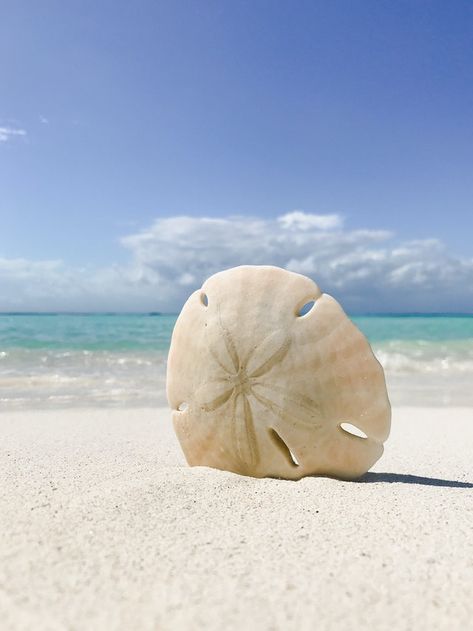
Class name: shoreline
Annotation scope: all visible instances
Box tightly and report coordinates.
[1,406,472,630]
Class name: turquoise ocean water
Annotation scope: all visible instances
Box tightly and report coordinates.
[1,313,472,409]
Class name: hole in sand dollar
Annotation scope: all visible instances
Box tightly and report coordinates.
[200,292,209,307]
[340,422,368,439]
[177,402,189,412]
[296,299,316,317]
[269,428,300,467]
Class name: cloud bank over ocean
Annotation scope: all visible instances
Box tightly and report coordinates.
[1,211,472,313]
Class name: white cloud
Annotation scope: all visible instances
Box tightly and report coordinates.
[178,272,196,286]
[39,115,49,124]
[278,210,343,231]
[0,127,27,143]
[1,212,472,312]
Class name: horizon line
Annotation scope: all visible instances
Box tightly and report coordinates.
[1,311,473,317]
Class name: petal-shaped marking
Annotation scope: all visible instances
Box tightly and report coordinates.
[201,385,234,412]
[248,330,291,378]
[229,392,260,470]
[251,388,320,431]
[204,323,234,375]
[253,381,322,418]
[242,395,259,467]
[195,378,233,410]
[208,344,234,375]
[230,391,240,465]
[217,308,240,373]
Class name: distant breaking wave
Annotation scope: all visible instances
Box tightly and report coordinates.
[0,313,472,409]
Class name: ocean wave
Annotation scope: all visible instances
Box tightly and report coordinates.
[1,342,473,409]
[0,349,168,410]
[373,340,473,374]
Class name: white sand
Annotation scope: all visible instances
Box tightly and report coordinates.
[1,406,472,631]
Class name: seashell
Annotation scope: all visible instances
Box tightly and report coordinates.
[166,265,391,480]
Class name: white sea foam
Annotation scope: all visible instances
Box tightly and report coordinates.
[0,349,168,410]
[1,342,472,409]
[374,340,473,374]
[376,351,473,374]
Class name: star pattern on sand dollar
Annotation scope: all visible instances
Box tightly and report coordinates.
[197,312,321,469]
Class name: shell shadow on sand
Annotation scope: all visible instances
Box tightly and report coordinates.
[358,472,473,488]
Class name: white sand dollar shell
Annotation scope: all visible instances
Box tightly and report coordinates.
[166,265,391,480]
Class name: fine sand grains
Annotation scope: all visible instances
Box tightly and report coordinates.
[0,407,472,631]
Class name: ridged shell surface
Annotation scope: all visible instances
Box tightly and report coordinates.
[166,265,391,480]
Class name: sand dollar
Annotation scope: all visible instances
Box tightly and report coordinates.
[166,265,391,480]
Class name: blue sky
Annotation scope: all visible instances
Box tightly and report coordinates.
[1,1,472,311]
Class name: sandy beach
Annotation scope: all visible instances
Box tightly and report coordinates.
[1,406,472,631]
